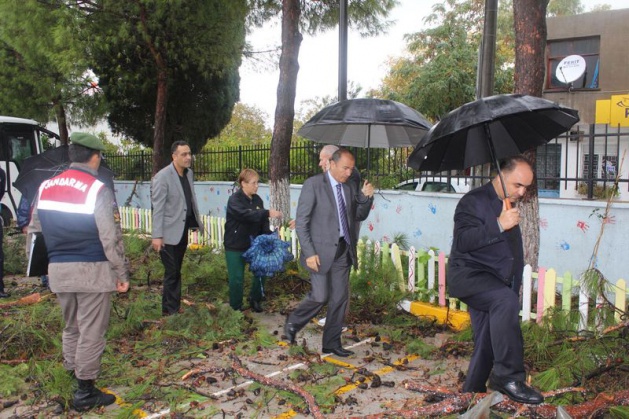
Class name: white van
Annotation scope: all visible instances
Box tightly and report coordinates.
[1,116,59,226]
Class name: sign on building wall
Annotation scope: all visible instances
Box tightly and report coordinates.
[596,94,629,127]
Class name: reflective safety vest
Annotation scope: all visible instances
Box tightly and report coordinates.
[37,168,108,263]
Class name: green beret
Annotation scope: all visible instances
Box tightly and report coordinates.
[70,132,106,151]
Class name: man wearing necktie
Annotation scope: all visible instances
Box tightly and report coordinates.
[284,149,374,357]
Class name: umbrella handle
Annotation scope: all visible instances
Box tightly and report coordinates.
[485,123,512,211]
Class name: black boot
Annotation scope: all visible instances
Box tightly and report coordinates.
[73,379,116,411]
[248,298,263,313]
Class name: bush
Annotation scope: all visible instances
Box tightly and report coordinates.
[577,182,619,199]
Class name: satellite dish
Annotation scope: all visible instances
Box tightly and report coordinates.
[556,55,587,84]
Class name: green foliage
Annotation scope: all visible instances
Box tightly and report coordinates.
[2,231,26,275]
[193,138,319,182]
[349,241,409,324]
[577,182,619,199]
[610,406,629,419]
[31,361,76,408]
[1,300,63,360]
[305,375,347,409]
[0,1,102,126]
[390,232,410,251]
[412,247,441,303]
[371,0,514,120]
[205,103,272,147]
[450,325,474,342]
[285,359,345,410]
[237,326,278,355]
[548,0,585,17]
[524,309,628,393]
[90,0,248,161]
[0,363,29,397]
[405,338,436,358]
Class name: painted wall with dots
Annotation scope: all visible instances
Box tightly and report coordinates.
[114,181,629,285]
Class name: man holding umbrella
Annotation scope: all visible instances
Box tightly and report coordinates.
[284,149,373,357]
[447,156,543,404]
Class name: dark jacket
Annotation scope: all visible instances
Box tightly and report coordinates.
[17,195,31,229]
[296,171,373,273]
[447,182,524,298]
[0,167,5,201]
[37,168,108,263]
[224,189,271,252]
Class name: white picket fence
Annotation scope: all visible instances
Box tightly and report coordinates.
[119,207,627,329]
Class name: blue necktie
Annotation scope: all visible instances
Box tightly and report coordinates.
[336,183,351,245]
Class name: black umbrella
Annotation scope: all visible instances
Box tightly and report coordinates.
[13,145,115,203]
[407,94,579,202]
[298,98,432,172]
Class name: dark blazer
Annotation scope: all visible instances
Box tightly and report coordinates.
[224,189,271,251]
[447,182,523,299]
[296,171,372,273]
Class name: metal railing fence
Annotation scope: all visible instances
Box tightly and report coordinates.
[105,124,629,198]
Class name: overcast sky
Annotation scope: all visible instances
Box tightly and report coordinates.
[239,0,629,126]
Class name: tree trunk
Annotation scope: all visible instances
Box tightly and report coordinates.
[513,0,549,269]
[138,2,169,175]
[269,0,302,228]
[152,68,168,175]
[53,101,69,145]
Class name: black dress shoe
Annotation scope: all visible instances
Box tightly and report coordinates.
[248,298,263,313]
[489,376,544,405]
[284,323,297,344]
[0,292,10,298]
[322,347,354,357]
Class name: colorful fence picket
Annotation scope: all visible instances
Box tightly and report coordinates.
[403,247,628,331]
[119,206,627,329]
[119,207,226,248]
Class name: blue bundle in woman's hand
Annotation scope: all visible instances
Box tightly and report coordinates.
[242,233,294,277]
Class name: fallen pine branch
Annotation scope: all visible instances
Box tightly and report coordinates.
[181,367,227,381]
[0,293,41,309]
[603,319,629,335]
[356,382,626,418]
[230,354,324,419]
[154,382,217,400]
[0,359,28,365]
[572,358,624,386]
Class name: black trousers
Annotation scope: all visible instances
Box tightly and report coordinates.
[160,231,188,315]
[459,286,526,392]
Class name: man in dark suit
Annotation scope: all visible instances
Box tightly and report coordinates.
[284,149,373,357]
[151,141,203,316]
[448,156,543,404]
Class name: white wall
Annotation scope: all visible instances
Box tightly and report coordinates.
[114,180,628,285]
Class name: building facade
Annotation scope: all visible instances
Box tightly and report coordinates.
[541,9,629,200]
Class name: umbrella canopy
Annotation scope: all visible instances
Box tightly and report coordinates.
[407,94,579,173]
[298,98,432,149]
[242,233,294,278]
[13,145,116,203]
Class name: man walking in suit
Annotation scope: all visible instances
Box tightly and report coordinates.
[151,141,203,316]
[316,144,366,330]
[447,156,543,404]
[284,149,373,357]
